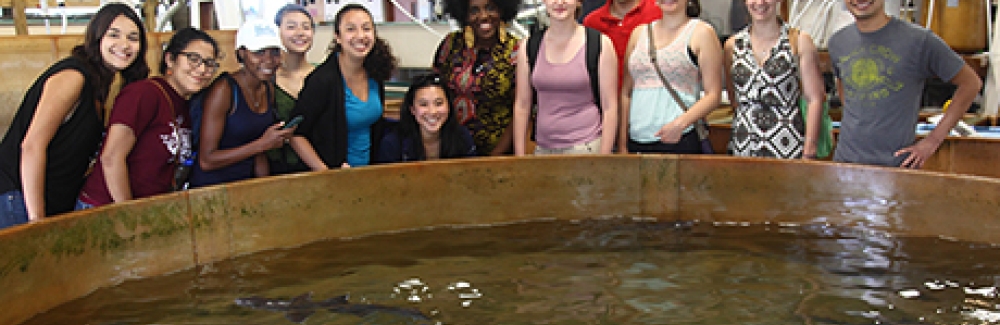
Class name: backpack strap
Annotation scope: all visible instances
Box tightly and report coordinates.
[527,26,545,107]
[223,73,240,115]
[585,27,601,111]
[527,27,545,142]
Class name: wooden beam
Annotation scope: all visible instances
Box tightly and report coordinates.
[12,0,28,36]
[143,0,158,32]
[984,3,1000,120]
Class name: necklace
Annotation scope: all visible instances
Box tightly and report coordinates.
[240,71,267,110]
[473,48,492,74]
[252,87,266,109]
[750,30,779,62]
[756,47,771,58]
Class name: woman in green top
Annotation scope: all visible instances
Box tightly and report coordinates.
[268,4,315,174]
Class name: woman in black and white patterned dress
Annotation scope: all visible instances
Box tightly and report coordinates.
[723,0,826,159]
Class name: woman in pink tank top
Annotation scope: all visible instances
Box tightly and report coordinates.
[512,0,619,155]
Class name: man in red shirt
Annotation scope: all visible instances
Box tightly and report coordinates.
[582,0,662,85]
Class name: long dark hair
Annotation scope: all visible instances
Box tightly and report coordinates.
[71,3,149,106]
[399,74,470,160]
[328,3,397,81]
[160,27,219,75]
[442,0,523,26]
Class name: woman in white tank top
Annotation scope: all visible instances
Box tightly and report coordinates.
[619,0,723,154]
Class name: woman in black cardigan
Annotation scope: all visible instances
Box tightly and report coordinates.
[289,4,398,169]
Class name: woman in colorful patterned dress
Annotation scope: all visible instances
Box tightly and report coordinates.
[432,0,522,156]
[723,0,826,159]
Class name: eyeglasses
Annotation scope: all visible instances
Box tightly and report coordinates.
[249,48,283,58]
[178,52,221,71]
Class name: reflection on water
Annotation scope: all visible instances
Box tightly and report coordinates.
[22,218,1000,325]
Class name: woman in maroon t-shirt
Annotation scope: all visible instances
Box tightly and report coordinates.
[77,28,221,208]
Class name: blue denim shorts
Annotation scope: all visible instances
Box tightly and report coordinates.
[1,190,29,229]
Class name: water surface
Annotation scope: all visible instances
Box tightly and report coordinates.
[22,218,1000,325]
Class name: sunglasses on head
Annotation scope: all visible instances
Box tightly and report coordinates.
[413,74,444,86]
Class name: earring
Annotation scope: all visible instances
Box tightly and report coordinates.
[464,25,475,48]
[498,21,508,43]
[166,69,173,76]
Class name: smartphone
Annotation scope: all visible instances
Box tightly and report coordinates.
[282,115,304,129]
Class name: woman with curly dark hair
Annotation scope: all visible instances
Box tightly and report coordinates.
[0,3,149,227]
[290,4,398,169]
[432,0,522,156]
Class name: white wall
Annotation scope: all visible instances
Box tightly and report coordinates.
[320,0,386,23]
[308,22,454,69]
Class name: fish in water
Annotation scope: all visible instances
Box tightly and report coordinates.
[235,292,432,324]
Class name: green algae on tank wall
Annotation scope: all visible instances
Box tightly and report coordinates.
[2,201,189,279]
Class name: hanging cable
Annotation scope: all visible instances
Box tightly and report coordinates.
[986,0,993,50]
[386,0,444,38]
[790,0,815,26]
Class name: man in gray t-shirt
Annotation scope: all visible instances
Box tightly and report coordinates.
[828,0,981,168]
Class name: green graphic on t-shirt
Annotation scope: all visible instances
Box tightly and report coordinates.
[850,59,884,88]
[840,45,905,105]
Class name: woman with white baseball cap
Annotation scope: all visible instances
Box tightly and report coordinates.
[187,19,297,188]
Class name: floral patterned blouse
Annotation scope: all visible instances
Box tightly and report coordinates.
[432,30,519,155]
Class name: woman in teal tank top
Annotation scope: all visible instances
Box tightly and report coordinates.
[288,4,398,169]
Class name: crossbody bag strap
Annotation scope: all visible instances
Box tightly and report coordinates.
[647,23,689,113]
[788,26,799,56]
[149,78,176,116]
[646,23,710,140]
[149,79,183,168]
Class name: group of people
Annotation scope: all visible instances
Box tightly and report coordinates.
[0,0,983,229]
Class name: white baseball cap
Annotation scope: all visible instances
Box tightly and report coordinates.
[236,19,285,52]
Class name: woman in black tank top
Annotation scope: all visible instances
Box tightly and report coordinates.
[0,3,150,228]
